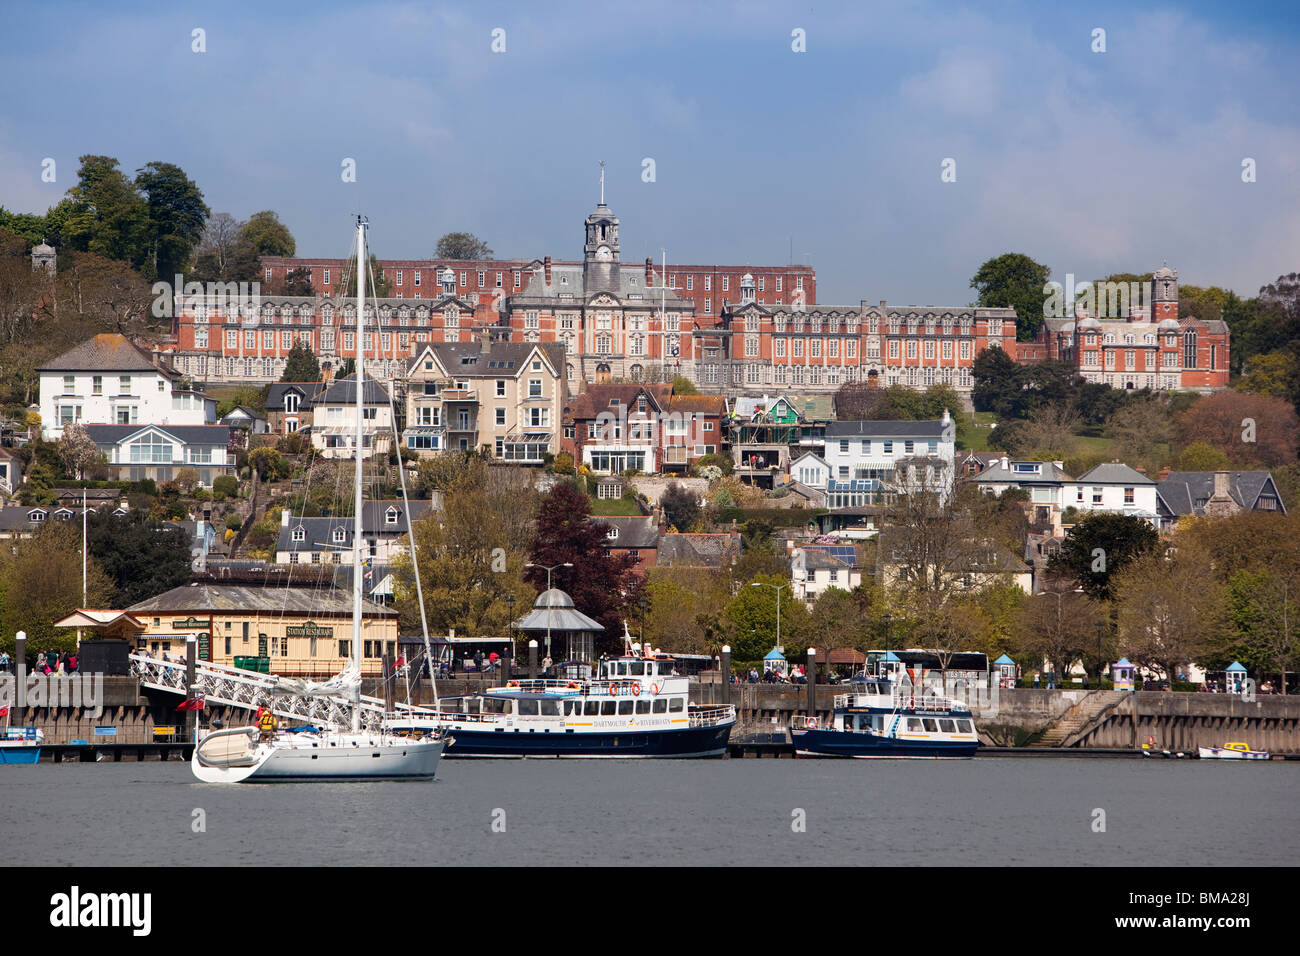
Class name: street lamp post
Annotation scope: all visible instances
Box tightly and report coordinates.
[750,582,787,653]
[526,562,573,659]
[1097,618,1105,689]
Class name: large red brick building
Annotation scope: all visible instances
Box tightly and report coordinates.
[1013,266,1230,392]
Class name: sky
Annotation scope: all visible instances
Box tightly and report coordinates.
[2,0,1298,306]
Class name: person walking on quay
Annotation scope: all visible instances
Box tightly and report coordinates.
[0,650,9,674]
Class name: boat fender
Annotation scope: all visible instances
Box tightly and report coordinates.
[631,683,641,697]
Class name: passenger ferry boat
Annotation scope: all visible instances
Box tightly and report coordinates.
[389,642,736,758]
[790,678,979,758]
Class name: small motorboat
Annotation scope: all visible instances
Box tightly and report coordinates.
[1198,742,1269,760]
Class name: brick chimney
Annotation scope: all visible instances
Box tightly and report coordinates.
[645,257,654,285]
[1159,465,1171,480]
[654,506,665,535]
[1204,470,1239,518]
[544,255,552,285]
[480,329,491,354]
[730,518,740,545]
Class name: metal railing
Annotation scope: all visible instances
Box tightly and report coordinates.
[688,705,736,727]
[130,653,437,730]
[832,691,969,714]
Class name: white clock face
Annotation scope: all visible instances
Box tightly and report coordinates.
[596,246,612,261]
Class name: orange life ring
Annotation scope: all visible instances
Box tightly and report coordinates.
[1146,735,1155,746]
[807,717,818,729]
[632,683,641,697]
[609,682,618,696]
[649,682,660,696]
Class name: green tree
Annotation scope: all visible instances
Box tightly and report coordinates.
[660,482,701,532]
[134,161,209,283]
[238,210,295,258]
[435,232,493,260]
[971,346,1026,417]
[393,458,535,638]
[86,510,192,606]
[1235,351,1297,402]
[249,446,291,482]
[332,253,391,298]
[1048,512,1159,603]
[671,375,699,396]
[1173,441,1230,472]
[724,573,810,661]
[281,342,321,382]
[970,252,1051,341]
[528,480,641,650]
[57,155,150,269]
[0,522,114,655]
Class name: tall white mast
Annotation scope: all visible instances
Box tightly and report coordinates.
[353,216,367,733]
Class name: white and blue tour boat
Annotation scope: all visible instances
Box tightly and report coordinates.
[790,678,980,758]
[391,635,736,758]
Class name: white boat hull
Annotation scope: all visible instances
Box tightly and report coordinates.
[192,727,444,783]
[1197,746,1269,760]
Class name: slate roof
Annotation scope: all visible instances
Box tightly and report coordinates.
[668,394,727,415]
[566,384,671,421]
[83,424,232,445]
[1074,462,1154,485]
[1156,471,1285,517]
[657,532,741,568]
[126,583,396,617]
[314,376,391,406]
[973,460,1073,484]
[265,382,327,412]
[39,334,179,378]
[412,342,566,378]
[598,516,660,549]
[825,420,947,438]
[276,500,435,552]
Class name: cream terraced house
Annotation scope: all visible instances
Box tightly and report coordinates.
[309,375,394,460]
[404,339,567,463]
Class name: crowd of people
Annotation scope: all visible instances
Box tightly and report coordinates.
[0,649,78,675]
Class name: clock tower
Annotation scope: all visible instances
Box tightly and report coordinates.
[584,163,621,294]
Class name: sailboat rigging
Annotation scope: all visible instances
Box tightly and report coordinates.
[191,216,446,782]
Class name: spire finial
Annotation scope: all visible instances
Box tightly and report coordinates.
[599,160,606,205]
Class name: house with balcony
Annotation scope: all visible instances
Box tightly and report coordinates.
[309,376,394,460]
[38,333,216,440]
[726,393,829,488]
[822,413,956,506]
[0,447,22,497]
[405,339,565,464]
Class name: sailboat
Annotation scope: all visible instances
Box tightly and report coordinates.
[192,217,446,782]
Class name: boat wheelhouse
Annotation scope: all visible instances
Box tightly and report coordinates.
[0,727,44,765]
[389,651,736,758]
[791,679,979,758]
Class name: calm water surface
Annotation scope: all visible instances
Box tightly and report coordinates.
[2,758,1295,866]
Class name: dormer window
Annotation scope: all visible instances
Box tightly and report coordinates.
[333,528,346,544]
[30,509,47,522]
[292,527,305,542]
[385,507,399,525]
[607,527,619,540]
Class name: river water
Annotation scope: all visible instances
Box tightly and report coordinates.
[2,758,1294,866]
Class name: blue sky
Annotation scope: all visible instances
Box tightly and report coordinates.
[2,1,1297,305]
